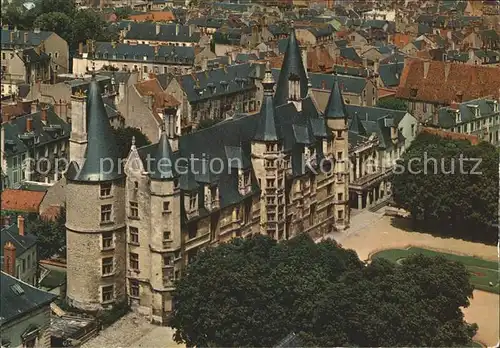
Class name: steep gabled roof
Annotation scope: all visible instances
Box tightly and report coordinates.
[150,132,177,180]
[274,28,309,106]
[68,76,123,182]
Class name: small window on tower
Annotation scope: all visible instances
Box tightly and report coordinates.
[101,205,112,222]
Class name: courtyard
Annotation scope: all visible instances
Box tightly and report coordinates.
[371,247,499,294]
[327,211,499,347]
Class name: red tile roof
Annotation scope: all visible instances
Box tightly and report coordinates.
[1,189,46,213]
[421,127,480,145]
[129,11,175,22]
[396,59,500,104]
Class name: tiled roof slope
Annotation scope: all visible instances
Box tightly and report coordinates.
[396,59,500,104]
[0,224,37,258]
[0,29,53,49]
[0,272,57,326]
[1,189,46,213]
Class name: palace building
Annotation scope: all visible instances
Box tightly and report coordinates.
[65,29,350,323]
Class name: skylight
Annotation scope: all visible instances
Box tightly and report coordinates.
[10,284,25,295]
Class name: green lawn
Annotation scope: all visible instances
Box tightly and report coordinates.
[371,247,499,294]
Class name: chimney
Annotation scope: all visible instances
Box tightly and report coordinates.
[423,60,430,79]
[41,107,48,124]
[156,23,161,35]
[34,27,40,34]
[374,58,379,74]
[3,215,11,227]
[2,242,16,276]
[23,32,28,43]
[79,42,84,55]
[17,216,25,236]
[176,24,180,36]
[362,57,368,67]
[9,31,14,42]
[31,99,39,114]
[189,24,195,37]
[26,117,33,133]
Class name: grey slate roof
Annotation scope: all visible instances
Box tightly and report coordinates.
[2,107,70,157]
[346,105,407,149]
[123,22,201,43]
[254,69,280,142]
[378,62,405,87]
[91,42,195,65]
[324,75,348,120]
[150,132,177,180]
[274,29,309,106]
[308,72,367,94]
[0,224,37,258]
[67,76,123,182]
[178,63,258,103]
[1,29,53,49]
[437,98,499,128]
[0,272,56,326]
[339,47,362,64]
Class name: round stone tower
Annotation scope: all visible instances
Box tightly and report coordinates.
[65,75,126,311]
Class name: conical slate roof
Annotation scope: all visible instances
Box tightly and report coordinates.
[349,112,366,135]
[150,132,176,180]
[254,63,281,142]
[324,74,347,119]
[70,76,123,182]
[274,27,309,106]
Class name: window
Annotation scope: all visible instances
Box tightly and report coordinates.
[338,210,344,219]
[27,254,31,268]
[130,279,139,297]
[130,227,139,244]
[266,179,275,187]
[337,130,342,138]
[100,183,112,197]
[129,253,139,270]
[423,103,427,113]
[189,193,197,210]
[130,201,138,218]
[163,201,170,212]
[143,65,148,73]
[102,232,113,249]
[337,192,343,201]
[163,231,171,241]
[327,183,333,195]
[134,181,139,189]
[411,124,415,136]
[22,259,26,273]
[337,151,343,160]
[102,257,113,275]
[163,255,172,266]
[102,285,114,302]
[101,204,112,222]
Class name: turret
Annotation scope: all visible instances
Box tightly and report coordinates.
[65,74,127,311]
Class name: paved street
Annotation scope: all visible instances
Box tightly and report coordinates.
[81,313,184,348]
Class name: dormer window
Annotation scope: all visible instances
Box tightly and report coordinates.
[238,169,251,195]
[204,184,219,210]
[455,110,461,124]
[494,101,499,113]
[288,75,301,101]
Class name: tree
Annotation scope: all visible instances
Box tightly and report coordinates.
[171,234,477,347]
[33,12,73,44]
[392,133,499,244]
[376,96,408,111]
[38,0,76,17]
[114,6,133,20]
[112,126,151,159]
[70,9,119,49]
[26,208,66,260]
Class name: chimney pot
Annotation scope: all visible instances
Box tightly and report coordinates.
[26,117,33,133]
[17,216,25,236]
[2,241,16,276]
[41,107,48,123]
